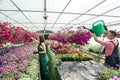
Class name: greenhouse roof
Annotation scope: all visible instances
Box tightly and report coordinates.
[0,0,120,32]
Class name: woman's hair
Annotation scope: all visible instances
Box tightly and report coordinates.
[109,30,116,37]
[39,35,45,45]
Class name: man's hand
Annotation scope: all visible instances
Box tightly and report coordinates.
[89,31,95,37]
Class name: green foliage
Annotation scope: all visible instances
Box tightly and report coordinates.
[88,45,103,54]
[36,30,53,33]
[71,43,80,48]
[26,57,40,80]
[2,70,18,80]
[36,30,53,39]
[80,54,92,60]
[56,53,93,61]
[18,74,32,80]
[2,57,39,80]
[18,56,40,80]
[79,44,103,54]
[47,45,61,80]
[44,34,49,39]
[31,41,39,45]
[96,67,120,80]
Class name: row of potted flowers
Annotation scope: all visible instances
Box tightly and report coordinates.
[48,26,92,46]
[0,22,38,45]
[0,45,39,80]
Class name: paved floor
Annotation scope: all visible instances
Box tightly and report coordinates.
[57,60,104,80]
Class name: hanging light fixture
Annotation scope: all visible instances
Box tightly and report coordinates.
[43,15,48,20]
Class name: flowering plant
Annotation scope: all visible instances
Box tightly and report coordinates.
[0,22,39,45]
[116,33,120,38]
[95,67,120,80]
[0,45,39,79]
[0,23,12,44]
[48,26,92,45]
[10,27,38,44]
[109,76,120,80]
[50,42,83,54]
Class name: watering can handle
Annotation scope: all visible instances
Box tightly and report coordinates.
[100,20,107,31]
[104,25,108,31]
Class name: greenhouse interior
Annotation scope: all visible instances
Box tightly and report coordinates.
[0,0,120,80]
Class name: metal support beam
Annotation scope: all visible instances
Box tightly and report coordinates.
[43,0,47,35]
[8,22,81,25]
[52,0,72,28]
[10,0,38,29]
[63,0,106,27]
[107,22,120,27]
[1,10,120,18]
[77,6,120,25]
[0,11,31,30]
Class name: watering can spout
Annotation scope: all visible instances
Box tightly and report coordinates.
[83,26,94,33]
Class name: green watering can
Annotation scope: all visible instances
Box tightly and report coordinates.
[83,20,107,36]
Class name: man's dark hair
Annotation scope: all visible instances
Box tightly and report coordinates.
[109,30,116,37]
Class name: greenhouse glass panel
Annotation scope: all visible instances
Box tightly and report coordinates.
[0,13,8,22]
[22,24,39,31]
[23,12,44,22]
[107,20,120,25]
[80,16,120,25]
[14,23,26,28]
[34,24,45,30]
[104,8,120,16]
[12,0,43,10]
[71,15,95,24]
[56,14,79,23]
[47,24,65,32]
[47,0,70,11]
[27,28,38,32]
[87,0,120,15]
[1,11,28,22]
[47,13,60,23]
[7,18,17,23]
[0,0,18,10]
[64,0,104,13]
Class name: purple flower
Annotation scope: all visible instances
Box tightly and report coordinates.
[0,60,2,67]
[95,69,101,74]
[116,64,120,67]
[109,76,120,80]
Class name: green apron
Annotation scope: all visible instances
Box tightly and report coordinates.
[38,46,49,80]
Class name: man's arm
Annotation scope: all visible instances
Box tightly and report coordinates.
[92,33,103,44]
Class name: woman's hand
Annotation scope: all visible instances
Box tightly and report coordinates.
[33,51,39,54]
[26,34,39,42]
[26,34,31,38]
